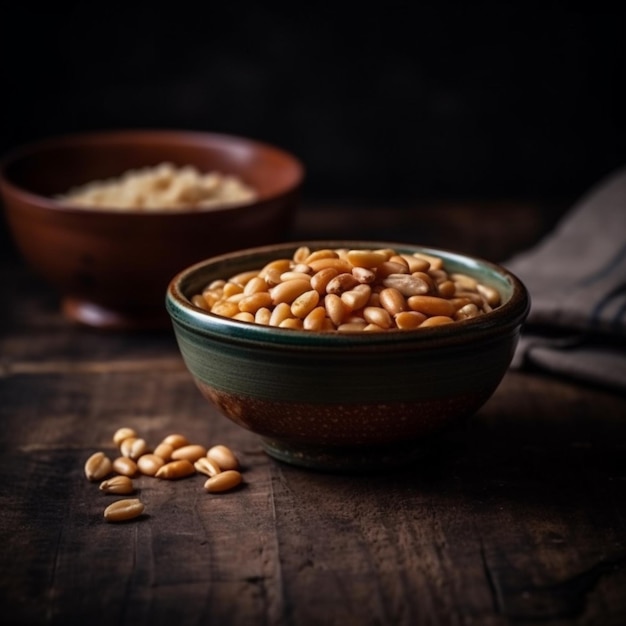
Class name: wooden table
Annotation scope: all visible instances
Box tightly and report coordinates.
[1,201,625,626]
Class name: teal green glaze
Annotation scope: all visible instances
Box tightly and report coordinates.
[172,317,518,403]
[165,240,530,469]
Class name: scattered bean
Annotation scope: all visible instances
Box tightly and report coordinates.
[112,427,137,447]
[86,428,246,523]
[112,456,138,477]
[194,457,222,477]
[137,454,166,476]
[171,444,207,463]
[207,445,240,471]
[84,451,113,482]
[155,459,196,480]
[99,476,135,495]
[104,498,145,522]
[204,470,243,493]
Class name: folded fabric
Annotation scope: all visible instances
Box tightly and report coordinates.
[504,165,626,392]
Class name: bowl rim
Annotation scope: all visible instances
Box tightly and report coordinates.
[166,240,531,350]
[0,128,305,216]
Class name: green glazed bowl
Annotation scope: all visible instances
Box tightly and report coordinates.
[166,241,530,471]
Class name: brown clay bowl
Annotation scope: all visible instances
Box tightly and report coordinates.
[166,241,531,472]
[0,130,304,329]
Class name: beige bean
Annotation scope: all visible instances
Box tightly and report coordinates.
[303,248,338,263]
[222,282,243,298]
[291,290,320,318]
[414,252,443,270]
[260,258,292,275]
[455,303,480,320]
[201,291,221,309]
[437,280,457,298]
[280,271,312,282]
[255,307,272,325]
[238,292,273,314]
[363,306,392,329]
[263,267,283,287]
[279,317,303,330]
[310,267,339,294]
[326,273,359,294]
[352,266,376,284]
[204,470,243,493]
[207,278,226,290]
[407,295,456,318]
[194,457,222,477]
[160,433,189,449]
[120,437,150,461]
[377,261,410,278]
[112,456,138,477]
[153,442,174,462]
[400,254,430,273]
[325,293,347,327]
[373,248,396,260]
[171,444,207,462]
[242,276,268,296]
[233,312,255,323]
[137,453,166,476]
[303,306,328,330]
[292,263,313,274]
[225,292,246,304]
[382,273,430,297]
[207,445,240,471]
[104,498,145,522]
[337,321,368,332]
[155,459,196,480]
[269,302,293,327]
[307,258,352,273]
[419,315,455,327]
[388,255,410,270]
[292,246,310,263]
[254,306,272,326]
[477,283,501,307]
[229,270,261,287]
[192,294,210,310]
[412,271,436,293]
[451,272,477,291]
[428,268,449,284]
[112,427,137,447]
[341,284,371,311]
[84,451,113,482]
[449,296,474,310]
[211,300,240,318]
[270,278,312,305]
[454,291,487,307]
[367,291,381,307]
[99,475,135,495]
[394,310,427,329]
[378,287,408,315]
[346,249,386,268]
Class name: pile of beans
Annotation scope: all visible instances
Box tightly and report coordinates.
[192,246,501,331]
[84,427,243,523]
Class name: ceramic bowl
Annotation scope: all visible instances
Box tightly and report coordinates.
[0,130,304,329]
[166,241,530,472]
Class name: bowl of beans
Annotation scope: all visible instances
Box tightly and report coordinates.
[166,241,530,472]
[0,130,304,329]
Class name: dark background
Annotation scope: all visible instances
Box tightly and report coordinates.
[1,3,624,249]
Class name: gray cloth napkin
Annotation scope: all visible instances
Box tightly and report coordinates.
[504,165,626,392]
